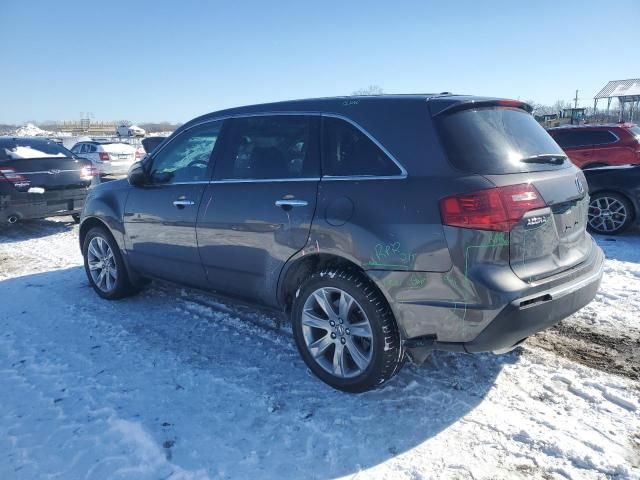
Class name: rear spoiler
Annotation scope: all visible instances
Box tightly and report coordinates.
[432,99,533,117]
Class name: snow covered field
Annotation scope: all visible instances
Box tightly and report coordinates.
[1,219,639,479]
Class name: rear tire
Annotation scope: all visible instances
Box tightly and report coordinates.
[587,192,634,235]
[82,226,139,299]
[292,268,404,393]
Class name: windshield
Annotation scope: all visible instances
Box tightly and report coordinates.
[435,107,569,174]
[0,138,74,161]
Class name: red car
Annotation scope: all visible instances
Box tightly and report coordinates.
[547,123,640,169]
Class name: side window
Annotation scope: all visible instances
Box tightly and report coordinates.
[322,117,401,177]
[215,116,319,180]
[572,130,596,147]
[71,144,81,153]
[149,121,222,184]
[588,130,617,146]
[552,131,591,148]
[550,132,572,149]
[88,145,97,153]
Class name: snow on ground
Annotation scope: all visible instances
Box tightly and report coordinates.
[573,234,640,339]
[0,219,639,479]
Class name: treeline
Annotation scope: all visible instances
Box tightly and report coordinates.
[138,122,182,133]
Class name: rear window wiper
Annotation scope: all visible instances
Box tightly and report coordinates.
[519,154,567,165]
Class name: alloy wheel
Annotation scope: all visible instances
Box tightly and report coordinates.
[588,196,628,233]
[87,236,118,293]
[301,287,374,379]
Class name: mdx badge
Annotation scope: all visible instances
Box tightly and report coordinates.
[526,215,548,228]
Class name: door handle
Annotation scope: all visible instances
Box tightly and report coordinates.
[275,199,308,209]
[173,199,195,208]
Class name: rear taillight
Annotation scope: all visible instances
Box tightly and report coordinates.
[80,165,98,180]
[99,152,110,161]
[0,167,29,188]
[440,183,546,232]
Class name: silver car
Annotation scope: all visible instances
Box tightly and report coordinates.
[71,140,139,177]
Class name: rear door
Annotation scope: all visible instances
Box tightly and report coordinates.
[196,115,320,305]
[123,121,223,287]
[435,105,592,282]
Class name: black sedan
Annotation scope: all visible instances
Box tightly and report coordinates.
[584,165,640,234]
[0,137,96,224]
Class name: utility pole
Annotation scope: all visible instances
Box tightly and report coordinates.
[573,90,579,108]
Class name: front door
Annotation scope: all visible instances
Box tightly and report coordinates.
[124,120,224,287]
[196,115,320,305]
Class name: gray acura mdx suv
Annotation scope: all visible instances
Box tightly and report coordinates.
[80,95,604,392]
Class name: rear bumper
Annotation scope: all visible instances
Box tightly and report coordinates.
[0,188,89,221]
[97,162,131,177]
[369,239,604,356]
[459,245,603,352]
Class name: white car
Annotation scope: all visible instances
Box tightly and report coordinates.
[116,124,146,138]
[70,141,140,177]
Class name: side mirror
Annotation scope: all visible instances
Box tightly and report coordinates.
[127,161,147,187]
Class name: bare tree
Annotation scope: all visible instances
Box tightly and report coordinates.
[352,85,384,96]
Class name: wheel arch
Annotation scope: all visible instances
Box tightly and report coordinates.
[80,215,145,287]
[79,216,113,251]
[279,253,375,314]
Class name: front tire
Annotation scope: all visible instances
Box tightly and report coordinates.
[292,268,404,393]
[82,226,139,299]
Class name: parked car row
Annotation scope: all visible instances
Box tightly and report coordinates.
[0,134,171,224]
[2,115,639,235]
[3,96,639,392]
[0,137,96,223]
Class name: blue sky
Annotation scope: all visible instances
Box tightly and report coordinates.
[1,0,638,124]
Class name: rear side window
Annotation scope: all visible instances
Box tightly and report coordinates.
[550,131,581,148]
[628,126,640,140]
[435,107,568,174]
[552,129,618,148]
[322,117,401,177]
[588,130,618,145]
[216,115,319,180]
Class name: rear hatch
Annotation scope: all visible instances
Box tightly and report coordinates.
[0,138,94,192]
[433,101,592,282]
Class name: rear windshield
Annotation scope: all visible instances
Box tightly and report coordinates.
[435,107,569,174]
[0,138,73,161]
[629,125,640,139]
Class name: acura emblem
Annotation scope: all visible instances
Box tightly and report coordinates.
[575,176,584,195]
[49,169,61,175]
